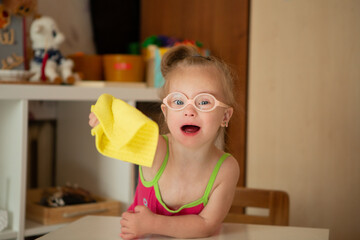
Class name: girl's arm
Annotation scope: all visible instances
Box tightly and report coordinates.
[120,155,240,239]
[121,207,218,239]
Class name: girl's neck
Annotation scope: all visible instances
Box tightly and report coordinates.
[168,135,218,167]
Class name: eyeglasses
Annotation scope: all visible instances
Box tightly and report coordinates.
[162,92,230,112]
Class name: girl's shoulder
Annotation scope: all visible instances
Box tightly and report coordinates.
[215,152,240,188]
[154,134,168,168]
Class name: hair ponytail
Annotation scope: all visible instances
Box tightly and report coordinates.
[161,45,199,79]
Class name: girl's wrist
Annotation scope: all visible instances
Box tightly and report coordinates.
[150,212,162,235]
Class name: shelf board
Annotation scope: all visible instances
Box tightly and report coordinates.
[0,83,160,102]
[0,229,17,240]
[24,219,68,237]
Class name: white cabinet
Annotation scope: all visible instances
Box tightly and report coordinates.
[0,84,159,240]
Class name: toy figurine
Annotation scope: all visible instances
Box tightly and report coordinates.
[2,0,37,17]
[29,16,75,84]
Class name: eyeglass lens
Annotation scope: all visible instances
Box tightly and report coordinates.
[165,93,216,111]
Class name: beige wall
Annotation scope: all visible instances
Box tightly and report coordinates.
[37,0,96,55]
[247,1,360,240]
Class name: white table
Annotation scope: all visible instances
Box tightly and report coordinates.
[37,216,329,240]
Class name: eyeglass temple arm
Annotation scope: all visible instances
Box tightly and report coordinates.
[217,100,230,108]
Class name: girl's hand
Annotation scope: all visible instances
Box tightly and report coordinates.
[120,206,154,240]
[88,112,99,128]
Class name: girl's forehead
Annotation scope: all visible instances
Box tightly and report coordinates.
[167,66,224,96]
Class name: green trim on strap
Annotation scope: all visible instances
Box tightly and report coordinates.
[140,135,169,187]
[155,152,231,213]
[203,153,230,206]
[154,183,205,213]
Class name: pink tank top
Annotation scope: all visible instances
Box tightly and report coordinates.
[128,135,230,216]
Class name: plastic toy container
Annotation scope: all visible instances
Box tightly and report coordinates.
[103,55,144,82]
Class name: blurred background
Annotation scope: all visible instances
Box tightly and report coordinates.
[1,0,359,239]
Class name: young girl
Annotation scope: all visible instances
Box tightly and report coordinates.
[89,45,239,239]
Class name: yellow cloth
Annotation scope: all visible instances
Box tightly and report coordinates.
[91,93,159,167]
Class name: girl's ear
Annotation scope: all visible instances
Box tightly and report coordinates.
[222,107,234,124]
[161,104,167,120]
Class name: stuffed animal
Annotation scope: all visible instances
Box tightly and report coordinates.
[2,0,37,17]
[29,16,75,84]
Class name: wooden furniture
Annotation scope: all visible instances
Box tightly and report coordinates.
[38,215,329,240]
[0,83,159,240]
[224,187,290,226]
[26,188,121,225]
[141,0,250,187]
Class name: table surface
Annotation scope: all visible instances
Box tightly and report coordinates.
[37,216,329,240]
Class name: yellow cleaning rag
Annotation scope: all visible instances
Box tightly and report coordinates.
[91,93,159,167]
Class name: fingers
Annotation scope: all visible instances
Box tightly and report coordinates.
[121,212,134,226]
[119,232,137,240]
[120,218,128,226]
[89,112,95,119]
[88,112,99,128]
[120,220,130,236]
[134,205,146,213]
[134,206,140,213]
[120,220,137,240]
[122,211,131,219]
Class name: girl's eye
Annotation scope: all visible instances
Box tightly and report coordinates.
[173,100,184,105]
[199,100,210,105]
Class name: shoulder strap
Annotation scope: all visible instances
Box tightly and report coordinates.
[203,153,231,205]
[139,135,169,187]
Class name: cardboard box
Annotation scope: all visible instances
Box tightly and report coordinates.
[26,188,121,225]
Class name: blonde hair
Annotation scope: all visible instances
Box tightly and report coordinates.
[158,45,237,144]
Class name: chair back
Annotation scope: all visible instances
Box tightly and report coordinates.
[224,187,290,226]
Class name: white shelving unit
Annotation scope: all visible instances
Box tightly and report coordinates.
[0,83,160,240]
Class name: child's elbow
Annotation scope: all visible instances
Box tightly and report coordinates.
[199,221,222,238]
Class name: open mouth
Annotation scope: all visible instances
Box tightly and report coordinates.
[181,125,201,134]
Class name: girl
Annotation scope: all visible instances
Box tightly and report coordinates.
[89,45,239,239]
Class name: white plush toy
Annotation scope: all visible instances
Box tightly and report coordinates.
[29,16,75,84]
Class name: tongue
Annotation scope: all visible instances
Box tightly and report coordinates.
[182,125,200,133]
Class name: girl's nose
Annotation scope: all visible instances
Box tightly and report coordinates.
[184,104,197,117]
[185,112,195,117]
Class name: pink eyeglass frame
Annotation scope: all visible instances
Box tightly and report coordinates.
[162,92,230,112]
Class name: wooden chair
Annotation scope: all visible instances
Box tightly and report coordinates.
[224,187,290,226]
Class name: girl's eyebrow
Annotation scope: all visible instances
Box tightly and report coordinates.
[169,91,219,99]
[196,91,218,97]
